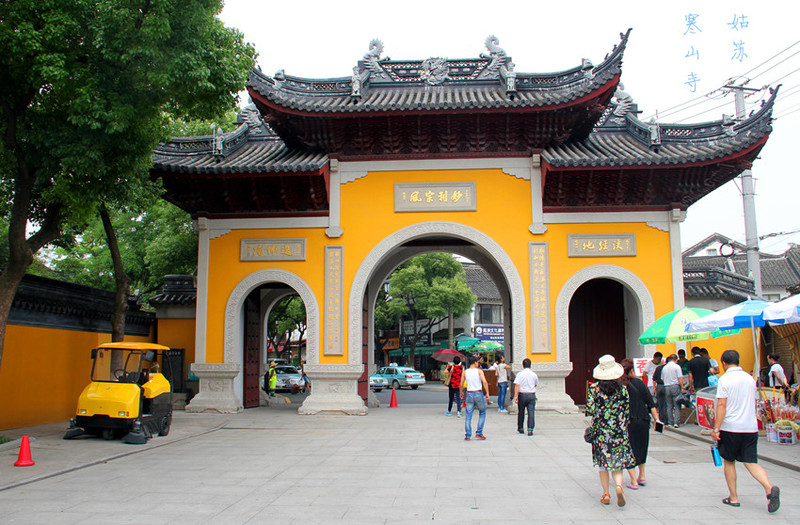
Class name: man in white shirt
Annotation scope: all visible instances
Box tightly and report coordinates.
[660,354,685,428]
[642,352,662,394]
[767,353,789,389]
[513,358,539,436]
[712,350,780,513]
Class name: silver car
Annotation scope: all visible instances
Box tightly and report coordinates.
[273,365,305,392]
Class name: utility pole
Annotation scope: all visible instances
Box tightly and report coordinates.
[725,82,763,297]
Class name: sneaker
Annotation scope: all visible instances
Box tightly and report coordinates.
[673,424,680,429]
[499,409,508,413]
[456,412,462,418]
[464,436,471,441]
[475,434,486,440]
[517,428,524,434]
[527,429,533,436]
[444,411,452,416]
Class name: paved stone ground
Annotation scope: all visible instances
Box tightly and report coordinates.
[1,400,798,524]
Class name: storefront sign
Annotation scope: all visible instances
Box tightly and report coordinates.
[567,234,636,257]
[394,182,476,212]
[241,238,306,261]
[475,325,504,342]
[324,246,343,355]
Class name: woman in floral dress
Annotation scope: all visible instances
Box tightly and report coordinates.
[585,355,636,507]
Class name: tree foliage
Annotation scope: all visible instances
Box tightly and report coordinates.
[386,253,476,365]
[49,199,197,297]
[0,0,256,367]
[266,295,307,361]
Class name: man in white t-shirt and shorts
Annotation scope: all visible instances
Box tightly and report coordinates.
[712,349,780,513]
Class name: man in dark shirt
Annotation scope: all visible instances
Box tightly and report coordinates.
[652,361,667,422]
[687,346,711,392]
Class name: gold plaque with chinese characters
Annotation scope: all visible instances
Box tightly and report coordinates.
[567,234,636,257]
[394,182,476,212]
[240,239,306,261]
[529,243,551,354]
[324,246,344,356]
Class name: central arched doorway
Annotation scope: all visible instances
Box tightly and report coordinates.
[349,222,527,407]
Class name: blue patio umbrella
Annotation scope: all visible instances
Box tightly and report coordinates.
[763,293,800,325]
[686,298,772,376]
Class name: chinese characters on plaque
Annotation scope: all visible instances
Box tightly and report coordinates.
[394,182,476,212]
[324,246,344,356]
[567,234,636,257]
[240,239,306,261]
[529,243,550,354]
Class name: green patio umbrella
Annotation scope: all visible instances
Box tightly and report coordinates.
[638,307,740,345]
[472,341,504,353]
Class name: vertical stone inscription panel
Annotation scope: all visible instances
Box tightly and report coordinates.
[529,243,551,354]
[324,246,344,355]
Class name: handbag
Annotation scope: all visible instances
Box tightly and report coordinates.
[584,426,594,443]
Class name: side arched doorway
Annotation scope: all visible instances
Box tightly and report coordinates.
[566,279,626,404]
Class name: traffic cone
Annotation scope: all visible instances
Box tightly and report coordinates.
[14,435,35,467]
[389,386,398,408]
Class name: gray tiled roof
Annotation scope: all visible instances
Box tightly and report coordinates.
[463,263,501,301]
[543,88,776,168]
[152,110,328,174]
[246,32,628,115]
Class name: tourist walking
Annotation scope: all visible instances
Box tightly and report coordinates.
[492,355,511,412]
[661,354,685,428]
[462,356,490,440]
[585,355,636,507]
[444,357,464,417]
[513,358,539,435]
[712,350,780,513]
[621,358,661,489]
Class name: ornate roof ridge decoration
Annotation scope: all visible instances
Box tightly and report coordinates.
[152,104,329,175]
[544,84,778,169]
[246,29,631,114]
[154,105,278,159]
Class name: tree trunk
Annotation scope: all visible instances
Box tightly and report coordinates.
[100,204,131,343]
[448,311,454,350]
[0,164,62,371]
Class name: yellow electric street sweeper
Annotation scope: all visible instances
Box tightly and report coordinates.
[64,342,172,444]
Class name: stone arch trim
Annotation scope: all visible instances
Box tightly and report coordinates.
[348,221,526,367]
[224,269,320,366]
[554,264,655,363]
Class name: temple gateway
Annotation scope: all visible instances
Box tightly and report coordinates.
[151,30,776,414]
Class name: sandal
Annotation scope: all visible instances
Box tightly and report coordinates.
[722,497,740,507]
[600,493,610,505]
[626,483,639,490]
[616,485,626,507]
[637,478,647,486]
[767,486,780,513]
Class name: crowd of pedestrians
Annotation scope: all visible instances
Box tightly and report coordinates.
[583,351,781,513]
[441,349,782,514]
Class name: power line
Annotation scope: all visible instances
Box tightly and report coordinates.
[741,39,800,80]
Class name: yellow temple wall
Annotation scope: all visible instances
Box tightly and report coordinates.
[201,167,678,366]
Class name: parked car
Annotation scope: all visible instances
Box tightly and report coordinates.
[369,375,388,392]
[371,366,426,390]
[273,365,305,392]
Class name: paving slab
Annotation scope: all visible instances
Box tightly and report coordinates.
[1,401,798,523]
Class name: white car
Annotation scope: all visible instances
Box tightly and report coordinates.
[273,365,306,392]
[369,375,388,392]
[371,366,426,390]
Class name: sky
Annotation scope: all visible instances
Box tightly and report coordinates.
[219,0,800,254]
